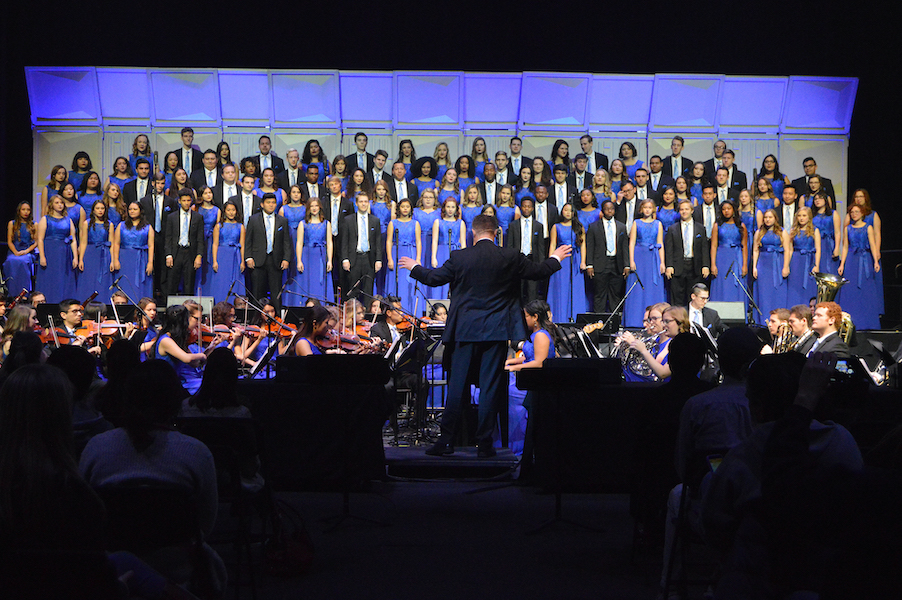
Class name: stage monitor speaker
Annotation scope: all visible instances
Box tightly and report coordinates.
[707,301,746,325]
[167,295,214,317]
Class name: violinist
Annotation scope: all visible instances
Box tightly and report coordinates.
[430,302,448,322]
[0,305,39,363]
[369,296,409,357]
[371,295,428,425]
[294,304,334,356]
[209,300,240,354]
[54,299,100,356]
[135,296,159,357]
[151,304,207,394]
[240,299,293,374]
[111,291,128,304]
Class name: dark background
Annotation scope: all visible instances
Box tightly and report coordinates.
[2,3,898,320]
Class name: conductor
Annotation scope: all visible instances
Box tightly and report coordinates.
[400,214,571,457]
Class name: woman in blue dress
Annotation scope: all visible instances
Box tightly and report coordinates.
[254,168,286,207]
[412,157,439,197]
[758,154,791,201]
[591,169,615,206]
[609,159,629,196]
[576,188,601,231]
[76,200,114,299]
[162,151,180,191]
[514,166,536,205]
[77,171,103,214]
[752,209,791,319]
[385,198,421,313]
[67,151,93,193]
[371,180,394,297]
[737,189,757,286]
[293,304,334,356]
[279,184,306,288]
[619,142,644,180]
[799,174,826,208]
[549,139,571,175]
[40,165,68,217]
[625,200,666,328]
[167,168,193,198]
[238,159,259,190]
[59,183,85,234]
[302,139,330,184]
[331,155,350,191]
[151,305,207,394]
[812,191,841,276]
[673,176,694,207]
[623,305,687,383]
[506,300,558,373]
[437,168,461,204]
[531,156,553,189]
[495,185,521,236]
[838,204,882,330]
[433,142,452,182]
[396,140,416,181]
[345,169,372,201]
[656,187,680,231]
[431,197,466,298]
[294,198,332,307]
[687,162,708,202]
[455,155,479,191]
[480,204,504,246]
[35,196,77,303]
[547,203,587,322]
[4,202,37,295]
[194,187,220,296]
[112,201,154,302]
[710,200,748,306]
[210,201,246,304]
[413,189,440,269]
[754,177,779,229]
[460,184,483,245]
[108,157,135,191]
[216,141,235,172]
[127,135,152,173]
[786,207,820,309]
[845,189,881,264]
[471,137,490,181]
[103,182,126,228]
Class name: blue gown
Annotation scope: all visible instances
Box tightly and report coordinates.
[109,175,134,190]
[740,210,756,288]
[254,188,286,208]
[303,161,330,184]
[711,223,746,308]
[547,223,587,322]
[788,232,817,308]
[625,161,644,180]
[611,180,623,196]
[624,220,665,328]
[437,189,459,204]
[76,222,113,299]
[436,165,449,181]
[65,204,84,232]
[474,161,487,181]
[753,231,788,319]
[154,334,202,393]
[413,208,439,269]
[770,178,786,200]
[657,207,679,231]
[386,219,418,312]
[293,221,330,306]
[78,192,102,214]
[281,205,305,288]
[461,205,481,245]
[35,216,75,303]
[838,225,883,330]
[689,183,703,201]
[3,223,35,294]
[117,224,152,301]
[193,206,219,296]
[414,178,437,197]
[432,219,463,298]
[577,208,601,231]
[756,197,776,216]
[458,176,476,191]
[209,222,245,303]
[370,201,393,296]
[68,171,86,192]
[813,213,838,275]
[495,206,516,235]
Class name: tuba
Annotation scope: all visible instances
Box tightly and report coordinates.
[814,273,854,342]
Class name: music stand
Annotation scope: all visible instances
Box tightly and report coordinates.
[283,307,313,329]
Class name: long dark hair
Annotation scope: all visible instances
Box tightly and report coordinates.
[78,170,101,195]
[523,299,563,353]
[299,304,332,338]
[155,305,190,353]
[189,347,240,411]
[124,201,147,230]
[560,202,584,246]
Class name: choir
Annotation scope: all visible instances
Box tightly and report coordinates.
[10,134,883,333]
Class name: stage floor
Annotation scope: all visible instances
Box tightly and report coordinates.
[384,445,520,481]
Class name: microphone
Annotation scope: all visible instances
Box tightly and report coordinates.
[109,275,125,291]
[631,269,645,289]
[348,274,370,296]
[725,260,735,278]
[276,278,290,302]
[225,279,236,299]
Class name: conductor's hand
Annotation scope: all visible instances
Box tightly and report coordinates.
[552,244,572,261]
[398,256,419,270]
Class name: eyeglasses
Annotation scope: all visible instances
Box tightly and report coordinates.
[662,318,676,325]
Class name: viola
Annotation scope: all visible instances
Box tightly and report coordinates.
[396,314,428,332]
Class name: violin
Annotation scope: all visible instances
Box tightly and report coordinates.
[200,324,237,344]
[396,314,429,332]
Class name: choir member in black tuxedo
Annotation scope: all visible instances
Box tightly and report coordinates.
[348,132,376,173]
[340,193,383,302]
[399,214,570,457]
[250,135,284,174]
[693,184,720,239]
[506,197,546,303]
[568,153,592,193]
[775,184,801,228]
[579,134,610,174]
[666,136,694,180]
[550,164,578,211]
[322,177,354,298]
[276,148,303,191]
[164,189,205,297]
[189,149,222,193]
[633,168,656,203]
[388,162,419,204]
[122,159,152,206]
[212,163,241,210]
[364,150,391,189]
[721,150,748,192]
[245,193,292,312]
[508,137,531,176]
[647,155,675,199]
[533,184,560,255]
[665,200,711,307]
[493,151,514,187]
[702,139,728,181]
[791,157,836,203]
[478,163,500,205]
[585,199,629,312]
[615,181,642,231]
[713,167,740,205]
[140,173,177,297]
[300,164,326,202]
[232,175,261,228]
[177,127,204,177]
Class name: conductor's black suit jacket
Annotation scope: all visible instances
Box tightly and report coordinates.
[409,239,561,344]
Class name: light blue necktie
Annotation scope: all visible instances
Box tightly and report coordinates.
[683,223,692,258]
[359,215,369,252]
[180,211,189,247]
[265,214,273,254]
[184,151,191,174]
[332,199,339,235]
[521,219,531,255]
[606,219,615,255]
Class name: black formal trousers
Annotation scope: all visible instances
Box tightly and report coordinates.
[442,340,508,446]
[594,263,624,313]
[166,246,196,297]
[346,251,376,302]
[251,252,286,312]
[670,258,702,307]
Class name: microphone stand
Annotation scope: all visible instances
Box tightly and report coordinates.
[599,276,643,357]
[110,277,156,337]
[240,289,288,380]
[727,263,762,325]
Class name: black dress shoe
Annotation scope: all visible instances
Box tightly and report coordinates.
[477,445,496,458]
[425,441,454,456]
